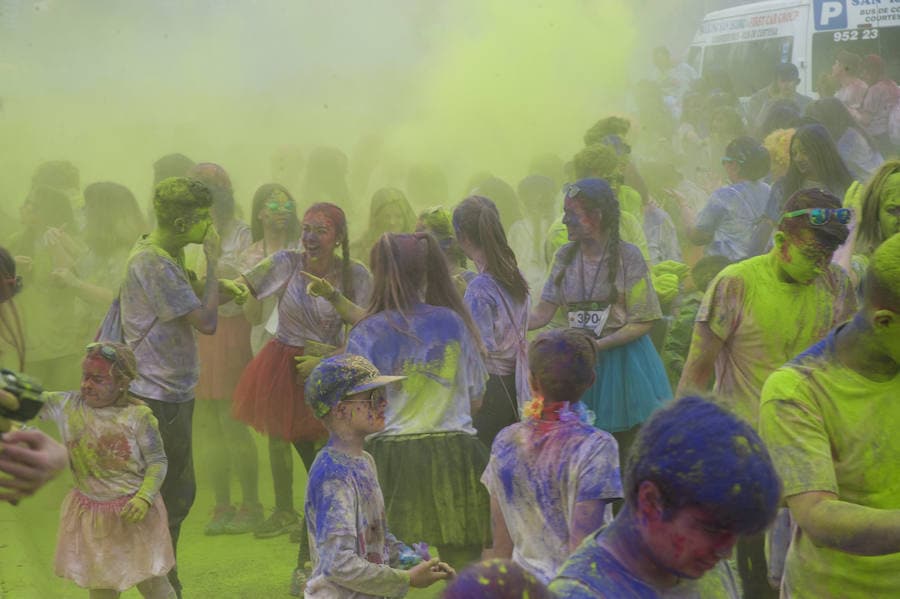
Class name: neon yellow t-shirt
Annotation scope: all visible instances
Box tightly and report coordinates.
[759,327,900,598]
[696,253,856,427]
[618,185,644,225]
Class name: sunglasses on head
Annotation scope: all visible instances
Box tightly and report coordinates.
[778,208,851,226]
[85,342,121,366]
[266,200,296,212]
[564,184,581,200]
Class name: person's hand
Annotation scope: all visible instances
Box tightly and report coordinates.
[0,389,19,433]
[301,271,337,302]
[120,496,151,522]
[42,226,72,248]
[663,187,689,208]
[13,255,32,274]
[219,279,250,305]
[50,267,78,288]
[0,428,68,503]
[294,355,322,380]
[203,224,222,264]
[408,558,455,588]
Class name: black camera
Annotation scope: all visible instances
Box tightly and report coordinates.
[0,369,45,422]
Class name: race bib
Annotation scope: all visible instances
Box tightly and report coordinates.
[567,304,611,337]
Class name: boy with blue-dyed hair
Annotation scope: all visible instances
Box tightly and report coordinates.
[551,396,781,598]
[295,354,455,598]
[480,328,623,585]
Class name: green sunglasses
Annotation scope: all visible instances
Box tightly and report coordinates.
[778,208,851,226]
[266,200,296,212]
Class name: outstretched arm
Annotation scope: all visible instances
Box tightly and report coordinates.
[529,300,558,331]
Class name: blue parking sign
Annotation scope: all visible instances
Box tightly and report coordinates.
[814,0,847,30]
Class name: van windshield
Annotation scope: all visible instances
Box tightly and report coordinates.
[812,27,900,89]
[701,36,794,97]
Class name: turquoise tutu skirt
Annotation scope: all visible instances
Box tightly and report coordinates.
[582,334,672,433]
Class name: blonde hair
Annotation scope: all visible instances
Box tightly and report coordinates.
[857,161,900,255]
[763,128,795,181]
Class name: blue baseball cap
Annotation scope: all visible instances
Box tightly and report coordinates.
[305,354,405,418]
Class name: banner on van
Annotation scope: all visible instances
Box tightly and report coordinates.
[695,9,801,45]
[815,0,900,31]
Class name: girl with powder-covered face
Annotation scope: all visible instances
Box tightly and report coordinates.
[345,232,490,570]
[854,160,900,256]
[530,178,671,466]
[39,343,176,599]
[232,202,372,574]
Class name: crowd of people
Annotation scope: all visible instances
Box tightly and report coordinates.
[1,47,899,599]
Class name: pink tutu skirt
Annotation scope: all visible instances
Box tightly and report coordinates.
[196,313,253,400]
[55,490,174,591]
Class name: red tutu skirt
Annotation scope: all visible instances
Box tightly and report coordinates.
[232,339,326,442]
[196,314,253,400]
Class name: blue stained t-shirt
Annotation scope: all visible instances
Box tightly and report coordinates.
[550,529,739,598]
[695,180,770,262]
[346,302,487,436]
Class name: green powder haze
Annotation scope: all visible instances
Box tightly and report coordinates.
[1,0,637,214]
[0,2,640,595]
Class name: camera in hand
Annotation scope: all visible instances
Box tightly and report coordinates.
[0,369,45,421]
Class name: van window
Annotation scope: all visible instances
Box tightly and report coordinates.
[812,28,900,90]
[702,37,794,97]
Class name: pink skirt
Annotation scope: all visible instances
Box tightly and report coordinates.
[55,490,174,591]
[196,313,253,400]
[232,339,327,442]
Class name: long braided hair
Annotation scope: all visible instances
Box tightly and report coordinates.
[553,178,622,305]
[304,202,353,300]
[452,195,529,302]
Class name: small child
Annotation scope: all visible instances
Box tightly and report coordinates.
[300,354,455,598]
[41,342,175,599]
[481,329,623,585]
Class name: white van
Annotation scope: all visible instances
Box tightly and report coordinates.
[690,0,900,98]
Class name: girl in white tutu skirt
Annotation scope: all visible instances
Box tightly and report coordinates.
[41,342,175,599]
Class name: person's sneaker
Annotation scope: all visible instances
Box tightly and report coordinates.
[223,503,265,534]
[253,509,300,539]
[289,563,311,597]
[204,505,235,536]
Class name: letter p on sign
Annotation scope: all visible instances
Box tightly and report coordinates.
[815,0,847,30]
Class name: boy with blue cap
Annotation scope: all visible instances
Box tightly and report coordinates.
[295,354,455,598]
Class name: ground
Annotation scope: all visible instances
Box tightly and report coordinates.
[0,423,444,598]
